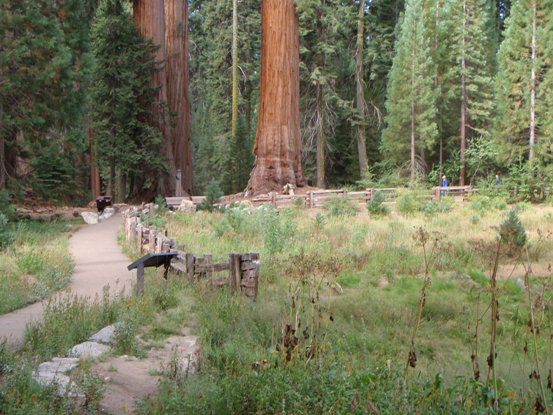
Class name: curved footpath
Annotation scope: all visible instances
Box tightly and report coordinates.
[0,214,135,348]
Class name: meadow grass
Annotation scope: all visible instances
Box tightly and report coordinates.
[0,220,77,314]
[137,200,553,413]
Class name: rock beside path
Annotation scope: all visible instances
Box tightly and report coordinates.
[69,341,111,359]
[89,323,120,344]
[81,212,99,225]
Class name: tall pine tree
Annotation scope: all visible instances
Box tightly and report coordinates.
[442,0,494,184]
[495,0,553,166]
[381,0,438,182]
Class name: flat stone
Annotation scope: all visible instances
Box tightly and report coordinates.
[99,208,115,221]
[68,341,111,359]
[38,357,80,374]
[35,371,72,390]
[80,212,99,225]
[89,324,120,345]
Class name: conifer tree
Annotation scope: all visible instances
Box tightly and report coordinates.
[442,0,494,185]
[495,0,553,166]
[0,0,95,198]
[91,0,165,201]
[381,0,438,182]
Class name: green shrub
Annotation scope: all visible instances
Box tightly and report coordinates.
[114,313,140,355]
[197,180,223,212]
[323,196,358,217]
[499,209,527,250]
[396,190,421,216]
[335,271,361,288]
[366,191,389,216]
[420,200,451,215]
[0,191,16,250]
[469,194,507,215]
[260,208,295,254]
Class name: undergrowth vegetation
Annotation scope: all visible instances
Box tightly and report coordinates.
[0,220,77,314]
[137,198,553,414]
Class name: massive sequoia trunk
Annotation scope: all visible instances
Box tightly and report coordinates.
[246,0,304,195]
[134,0,193,196]
[165,0,193,195]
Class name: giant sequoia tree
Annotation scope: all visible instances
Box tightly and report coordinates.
[133,0,193,196]
[246,0,304,195]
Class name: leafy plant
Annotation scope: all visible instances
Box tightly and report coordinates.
[366,191,390,216]
[499,209,527,251]
[323,196,358,217]
[197,180,223,212]
[0,191,16,250]
[396,189,421,216]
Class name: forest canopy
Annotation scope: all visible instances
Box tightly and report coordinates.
[1,0,551,202]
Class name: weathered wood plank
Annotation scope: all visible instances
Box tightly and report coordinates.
[195,262,230,273]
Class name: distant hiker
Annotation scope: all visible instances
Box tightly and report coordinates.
[441,175,449,195]
[495,174,502,186]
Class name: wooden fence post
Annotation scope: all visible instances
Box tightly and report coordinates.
[186,253,195,281]
[148,229,156,253]
[136,224,143,252]
[433,187,441,201]
[229,253,241,293]
[205,254,213,280]
[136,263,145,296]
[240,253,260,301]
[271,192,277,209]
[309,192,314,209]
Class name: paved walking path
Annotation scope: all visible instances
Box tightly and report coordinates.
[0,214,135,347]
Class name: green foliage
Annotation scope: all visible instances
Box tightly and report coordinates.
[495,0,553,163]
[197,180,223,212]
[24,292,119,360]
[469,194,507,215]
[366,191,390,216]
[396,189,421,215]
[499,209,527,249]
[0,213,15,250]
[323,196,358,217]
[420,199,451,215]
[335,271,361,288]
[381,0,438,178]
[113,313,140,356]
[0,220,74,314]
[260,208,295,254]
[0,0,94,201]
[91,0,165,200]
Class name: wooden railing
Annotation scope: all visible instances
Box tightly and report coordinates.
[123,211,259,300]
[163,186,476,211]
[250,186,475,209]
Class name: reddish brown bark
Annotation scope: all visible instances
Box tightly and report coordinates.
[246,0,304,195]
[165,0,193,195]
[133,0,175,195]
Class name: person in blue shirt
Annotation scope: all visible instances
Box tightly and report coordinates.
[441,175,449,195]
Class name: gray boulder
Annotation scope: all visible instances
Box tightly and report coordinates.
[68,341,111,359]
[88,324,120,345]
[80,212,99,225]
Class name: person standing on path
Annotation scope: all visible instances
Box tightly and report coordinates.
[441,175,449,195]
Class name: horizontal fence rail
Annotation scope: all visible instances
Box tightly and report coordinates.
[123,210,259,300]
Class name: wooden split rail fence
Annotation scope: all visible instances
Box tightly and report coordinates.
[249,186,475,210]
[124,212,259,300]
